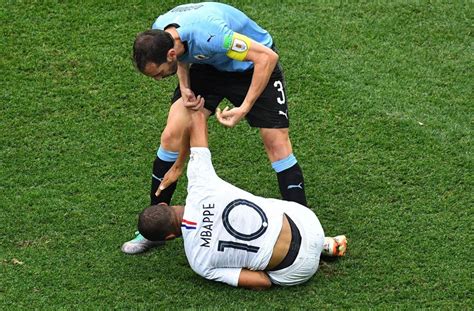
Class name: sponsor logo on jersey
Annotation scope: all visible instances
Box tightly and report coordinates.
[207,34,216,42]
[278,110,288,119]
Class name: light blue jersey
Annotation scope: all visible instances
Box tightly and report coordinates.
[152,2,273,72]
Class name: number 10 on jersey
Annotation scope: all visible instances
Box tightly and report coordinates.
[217,199,268,253]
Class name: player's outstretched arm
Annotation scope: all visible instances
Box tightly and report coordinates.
[155,108,209,196]
[155,130,190,197]
[238,269,272,290]
[188,109,209,148]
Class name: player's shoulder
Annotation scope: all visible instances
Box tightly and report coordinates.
[185,245,214,278]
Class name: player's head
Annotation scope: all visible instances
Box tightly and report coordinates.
[137,203,178,241]
[133,29,178,80]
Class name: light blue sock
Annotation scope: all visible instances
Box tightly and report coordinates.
[271,154,297,173]
[157,146,179,162]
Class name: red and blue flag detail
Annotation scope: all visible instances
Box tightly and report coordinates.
[181,219,197,230]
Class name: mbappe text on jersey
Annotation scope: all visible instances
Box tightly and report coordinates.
[200,203,215,248]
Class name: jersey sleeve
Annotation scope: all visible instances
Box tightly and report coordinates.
[187,147,218,183]
[206,267,242,287]
[151,15,166,30]
[190,21,252,61]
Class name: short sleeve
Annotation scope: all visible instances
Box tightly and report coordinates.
[151,16,165,30]
[194,21,251,61]
[181,20,233,55]
[206,267,242,287]
[187,147,218,183]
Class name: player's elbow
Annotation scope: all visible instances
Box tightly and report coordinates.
[240,279,272,291]
[271,50,279,63]
[255,49,278,68]
[251,278,272,290]
[267,50,279,68]
[237,269,272,290]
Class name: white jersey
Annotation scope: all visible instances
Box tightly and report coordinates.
[183,147,307,286]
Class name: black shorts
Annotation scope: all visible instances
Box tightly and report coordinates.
[171,62,290,129]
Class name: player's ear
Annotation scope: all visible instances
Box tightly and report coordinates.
[167,49,176,62]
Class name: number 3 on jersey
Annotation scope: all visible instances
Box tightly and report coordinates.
[274,80,286,105]
[217,199,268,253]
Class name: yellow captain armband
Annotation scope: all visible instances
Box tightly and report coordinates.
[223,32,251,61]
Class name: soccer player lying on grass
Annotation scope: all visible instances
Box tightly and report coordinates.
[137,108,347,289]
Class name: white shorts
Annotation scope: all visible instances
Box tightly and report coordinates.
[266,206,325,286]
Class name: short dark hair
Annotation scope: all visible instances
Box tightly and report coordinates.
[133,29,174,73]
[138,204,175,241]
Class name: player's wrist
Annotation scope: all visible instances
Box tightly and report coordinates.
[240,103,252,114]
[173,161,185,171]
[180,86,191,93]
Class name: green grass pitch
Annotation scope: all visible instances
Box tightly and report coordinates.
[1,0,472,309]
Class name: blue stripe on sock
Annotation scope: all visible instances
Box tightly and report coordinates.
[157,146,179,162]
[272,154,297,173]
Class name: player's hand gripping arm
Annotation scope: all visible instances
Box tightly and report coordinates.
[216,41,278,127]
[177,62,204,111]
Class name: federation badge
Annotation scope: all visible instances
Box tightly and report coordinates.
[223,33,251,61]
[231,39,247,52]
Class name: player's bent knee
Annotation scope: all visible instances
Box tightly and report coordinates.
[265,142,293,163]
[160,127,182,150]
[260,128,292,161]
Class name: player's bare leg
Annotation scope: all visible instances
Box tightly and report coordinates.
[151,98,197,205]
[122,100,211,255]
[260,128,307,206]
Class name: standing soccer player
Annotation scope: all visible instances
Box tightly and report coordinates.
[123,2,308,254]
